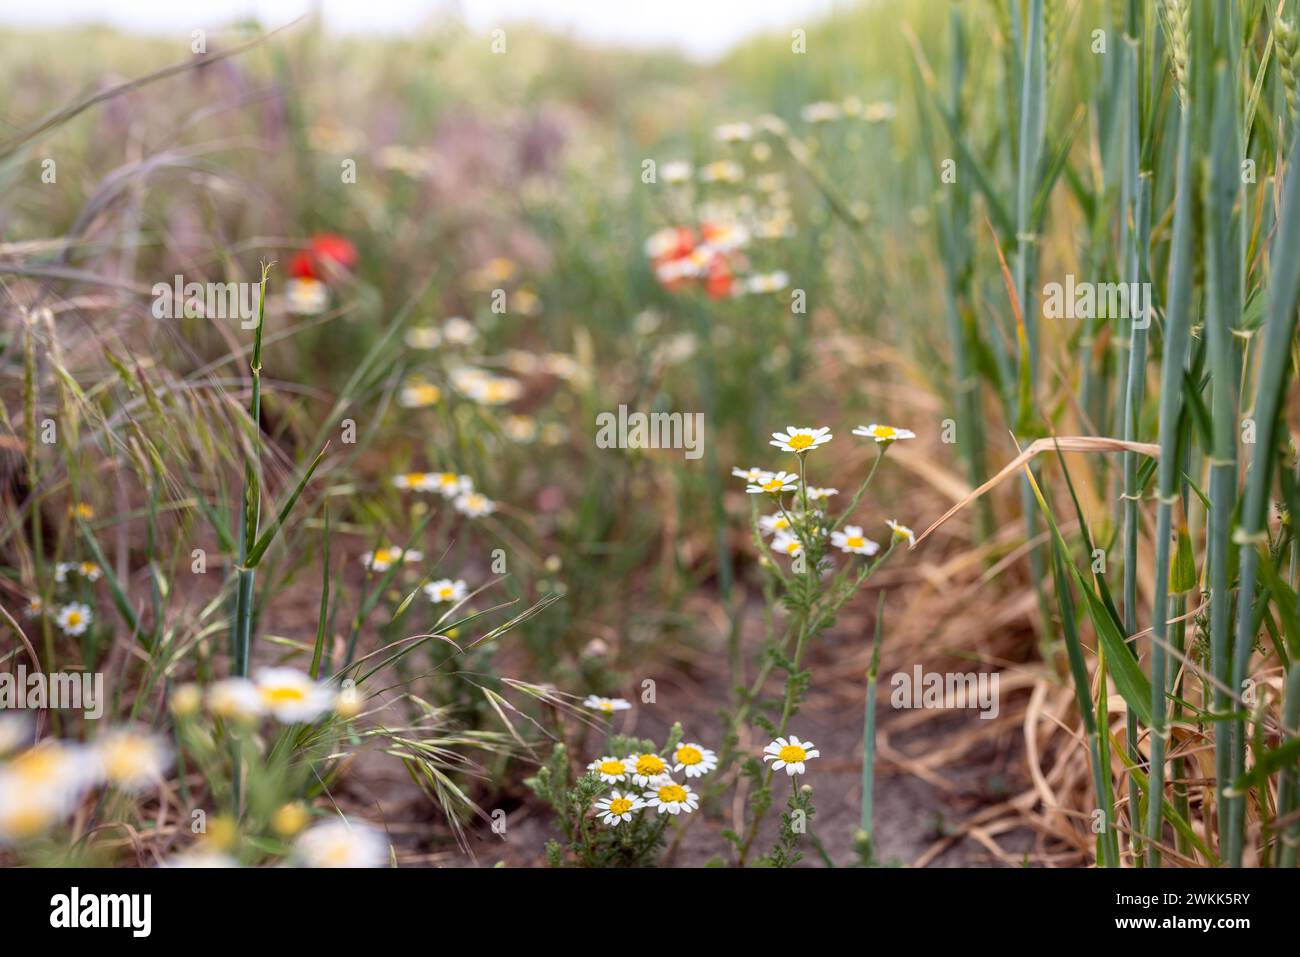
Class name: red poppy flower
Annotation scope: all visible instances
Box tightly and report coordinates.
[308,233,358,270]
[705,255,734,300]
[288,251,318,279]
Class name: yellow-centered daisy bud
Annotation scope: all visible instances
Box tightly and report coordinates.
[272,802,310,838]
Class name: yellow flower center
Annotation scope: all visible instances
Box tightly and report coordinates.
[65,612,82,627]
[407,385,441,405]
[785,541,800,554]
[762,479,784,492]
[657,784,687,803]
[405,472,425,486]
[874,425,896,438]
[1,803,52,837]
[438,587,455,600]
[607,797,633,815]
[372,549,394,565]
[439,474,458,487]
[598,701,614,713]
[846,536,865,549]
[263,685,307,705]
[12,747,63,784]
[675,746,703,766]
[599,760,625,776]
[635,755,666,775]
[778,744,807,763]
[79,563,97,575]
[103,738,150,780]
[773,518,789,530]
[786,434,814,450]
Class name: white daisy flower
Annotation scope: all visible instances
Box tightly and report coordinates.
[758,513,792,537]
[732,466,767,482]
[770,531,804,558]
[886,520,916,547]
[93,728,169,792]
[463,375,523,406]
[698,160,744,184]
[206,678,264,721]
[424,578,468,604]
[643,780,699,815]
[453,492,496,518]
[852,423,915,444]
[253,668,337,724]
[360,546,421,573]
[714,121,754,143]
[743,271,789,294]
[77,562,101,581]
[625,752,671,786]
[801,101,842,123]
[806,487,838,501]
[586,756,632,784]
[582,695,631,715]
[763,735,820,775]
[54,562,75,584]
[55,602,92,636]
[746,470,798,495]
[393,471,436,492]
[671,743,718,778]
[661,160,693,184]
[770,426,832,454]
[594,790,645,826]
[403,325,442,350]
[286,277,328,315]
[442,316,479,346]
[23,596,43,619]
[0,741,97,842]
[831,525,880,556]
[397,381,442,408]
[433,472,472,498]
[295,819,388,868]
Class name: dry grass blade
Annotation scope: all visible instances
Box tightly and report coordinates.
[913,437,1161,547]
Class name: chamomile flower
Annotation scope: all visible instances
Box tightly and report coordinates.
[644,780,699,815]
[746,470,798,495]
[295,819,387,868]
[0,742,95,842]
[758,513,792,536]
[254,668,337,724]
[286,277,328,315]
[582,695,631,715]
[55,602,92,637]
[586,755,632,784]
[465,375,524,405]
[594,790,645,826]
[23,596,43,619]
[424,578,468,604]
[54,562,75,584]
[69,502,95,521]
[442,316,479,346]
[77,562,101,581]
[93,728,169,792]
[403,325,442,350]
[831,525,880,556]
[853,423,915,444]
[801,101,842,123]
[206,678,263,721]
[360,546,421,573]
[714,121,754,142]
[698,159,744,184]
[770,426,832,454]
[503,414,539,443]
[671,743,718,778]
[398,381,442,408]
[626,752,670,786]
[453,492,496,518]
[770,531,804,558]
[886,520,916,547]
[732,466,767,482]
[805,487,839,501]
[434,472,472,498]
[661,160,693,184]
[763,735,820,775]
[393,471,436,492]
[743,271,789,294]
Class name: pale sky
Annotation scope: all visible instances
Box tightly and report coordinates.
[0,0,846,59]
